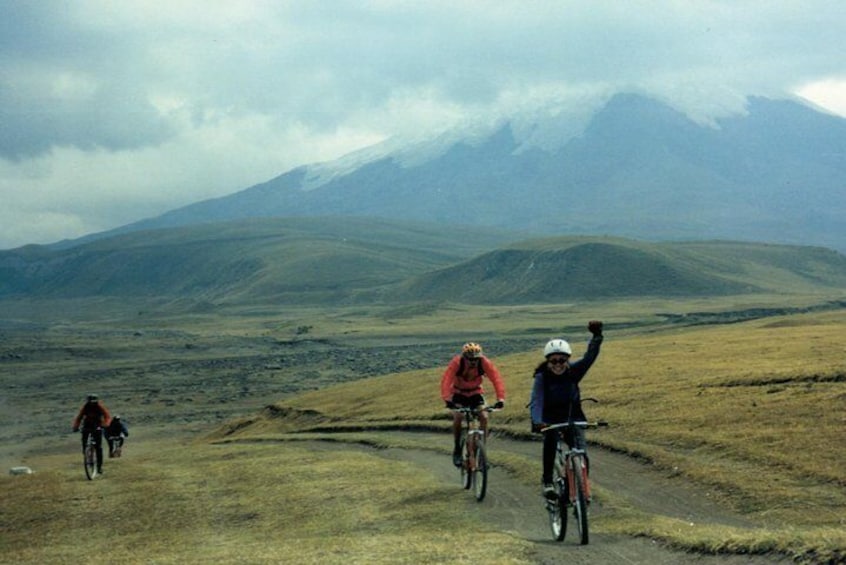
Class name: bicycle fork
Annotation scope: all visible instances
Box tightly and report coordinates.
[465,430,484,471]
[568,451,591,503]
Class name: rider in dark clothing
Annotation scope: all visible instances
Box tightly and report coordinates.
[529,321,604,498]
[72,394,111,473]
[105,415,129,457]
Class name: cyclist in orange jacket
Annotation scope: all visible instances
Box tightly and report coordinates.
[441,342,506,466]
[72,394,111,474]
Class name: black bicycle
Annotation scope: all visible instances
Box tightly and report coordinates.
[82,428,103,480]
[451,406,500,501]
[542,418,608,544]
[107,434,125,458]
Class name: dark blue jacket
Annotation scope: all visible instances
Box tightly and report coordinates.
[105,419,129,438]
[530,335,603,424]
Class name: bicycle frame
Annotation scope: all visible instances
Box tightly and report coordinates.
[549,426,591,505]
[107,435,124,458]
[451,406,500,501]
[458,408,485,458]
[542,419,606,544]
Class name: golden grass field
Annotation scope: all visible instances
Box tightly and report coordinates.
[220,309,846,563]
[2,300,845,564]
[3,440,536,564]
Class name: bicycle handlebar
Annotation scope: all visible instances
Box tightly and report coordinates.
[541,420,609,432]
[449,406,502,414]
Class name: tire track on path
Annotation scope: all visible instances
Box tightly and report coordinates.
[353,432,786,564]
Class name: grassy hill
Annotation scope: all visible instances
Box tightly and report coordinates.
[2,220,846,308]
[391,237,846,303]
[0,217,521,304]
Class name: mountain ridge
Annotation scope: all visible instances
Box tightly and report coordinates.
[53,92,846,253]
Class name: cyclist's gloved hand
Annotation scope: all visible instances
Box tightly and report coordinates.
[493,400,505,409]
[445,401,457,409]
[588,320,603,336]
[531,422,546,434]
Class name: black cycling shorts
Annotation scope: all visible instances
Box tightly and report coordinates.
[451,393,485,408]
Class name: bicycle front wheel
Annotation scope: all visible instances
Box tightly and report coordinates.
[549,461,567,541]
[473,440,487,501]
[572,455,589,545]
[84,443,98,480]
[460,437,472,490]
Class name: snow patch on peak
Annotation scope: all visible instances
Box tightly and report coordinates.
[510,94,611,153]
[300,90,731,192]
[299,118,508,191]
[299,91,620,192]
[300,137,399,191]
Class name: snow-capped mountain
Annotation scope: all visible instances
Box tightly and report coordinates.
[63,92,846,252]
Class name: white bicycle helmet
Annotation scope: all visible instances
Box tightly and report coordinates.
[544,338,572,357]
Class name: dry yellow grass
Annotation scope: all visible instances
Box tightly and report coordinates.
[2,441,533,564]
[232,309,846,560]
[4,304,844,563]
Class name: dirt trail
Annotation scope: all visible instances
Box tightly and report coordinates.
[356,433,787,564]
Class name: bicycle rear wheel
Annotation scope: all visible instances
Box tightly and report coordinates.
[84,442,98,480]
[548,462,567,541]
[460,437,472,490]
[572,455,589,545]
[473,440,487,501]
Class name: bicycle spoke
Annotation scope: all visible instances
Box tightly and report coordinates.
[549,457,567,541]
[572,455,589,545]
[473,440,488,501]
[460,437,472,489]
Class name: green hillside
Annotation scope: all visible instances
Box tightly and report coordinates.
[2,221,845,307]
[0,217,520,303]
[391,236,846,303]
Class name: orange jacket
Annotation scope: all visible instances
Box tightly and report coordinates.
[72,401,111,431]
[440,355,506,402]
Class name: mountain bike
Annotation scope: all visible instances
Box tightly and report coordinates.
[542,418,608,544]
[82,428,103,480]
[107,434,125,458]
[451,406,500,501]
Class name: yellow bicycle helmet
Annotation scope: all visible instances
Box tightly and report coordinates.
[461,342,483,358]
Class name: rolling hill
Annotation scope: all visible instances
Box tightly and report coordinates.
[3,219,845,306]
[0,217,520,304]
[386,237,846,303]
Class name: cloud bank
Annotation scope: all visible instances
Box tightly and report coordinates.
[1,1,844,248]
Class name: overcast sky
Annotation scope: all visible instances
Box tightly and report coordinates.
[1,1,844,250]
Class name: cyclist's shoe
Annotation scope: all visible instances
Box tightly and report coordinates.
[452,452,462,467]
[542,483,557,500]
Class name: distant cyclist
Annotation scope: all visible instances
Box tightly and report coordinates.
[441,342,506,466]
[105,415,129,458]
[72,394,111,474]
[529,321,604,499]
